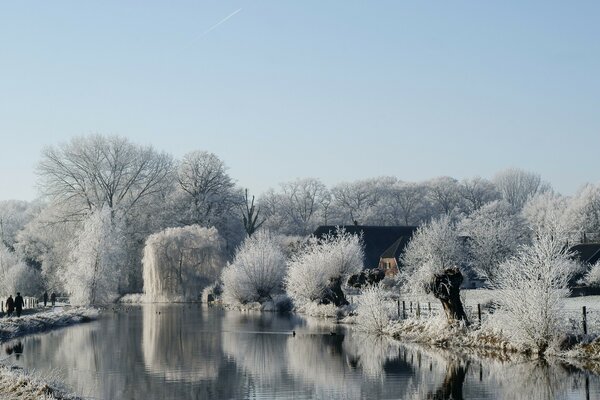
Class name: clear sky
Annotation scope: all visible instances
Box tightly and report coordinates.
[1,1,599,201]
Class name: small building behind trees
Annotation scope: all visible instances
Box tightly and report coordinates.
[312,225,417,276]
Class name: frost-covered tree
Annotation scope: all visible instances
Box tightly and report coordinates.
[425,177,464,216]
[63,207,125,305]
[0,200,33,249]
[286,229,364,307]
[38,134,174,218]
[143,225,225,301]
[356,284,394,335]
[493,168,550,210]
[260,178,329,236]
[0,244,42,296]
[565,183,600,242]
[329,179,384,225]
[458,177,501,214]
[492,231,578,353]
[221,230,287,304]
[400,216,468,323]
[15,203,78,292]
[376,181,428,226]
[175,151,241,227]
[460,201,529,282]
[522,191,572,242]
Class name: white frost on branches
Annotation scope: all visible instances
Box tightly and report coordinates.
[143,225,225,302]
[355,284,394,335]
[285,229,364,307]
[460,200,529,282]
[221,230,287,304]
[63,207,125,306]
[0,244,42,296]
[492,231,578,352]
[399,216,463,295]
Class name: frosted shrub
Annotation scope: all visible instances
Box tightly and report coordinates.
[356,284,394,335]
[143,225,225,302]
[222,230,287,304]
[492,232,577,353]
[285,229,364,308]
[584,262,600,286]
[63,207,125,306]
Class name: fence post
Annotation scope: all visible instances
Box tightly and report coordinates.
[583,306,588,335]
[428,302,431,315]
[478,304,482,325]
[397,299,400,318]
[417,303,421,318]
[402,301,406,319]
[410,301,413,314]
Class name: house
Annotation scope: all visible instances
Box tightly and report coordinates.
[311,225,418,276]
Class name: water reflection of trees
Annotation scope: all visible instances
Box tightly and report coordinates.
[142,304,221,382]
[7,306,600,400]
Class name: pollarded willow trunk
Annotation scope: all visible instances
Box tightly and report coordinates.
[320,276,349,307]
[427,267,469,325]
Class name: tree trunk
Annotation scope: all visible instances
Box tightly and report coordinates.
[320,276,349,307]
[427,267,469,325]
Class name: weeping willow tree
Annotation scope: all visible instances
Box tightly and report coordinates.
[142,225,225,301]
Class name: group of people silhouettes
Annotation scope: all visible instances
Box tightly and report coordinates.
[5,293,24,317]
[4,291,57,318]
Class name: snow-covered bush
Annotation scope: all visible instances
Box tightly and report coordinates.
[0,244,42,296]
[222,230,287,304]
[492,231,578,353]
[583,262,600,287]
[285,228,364,308]
[63,207,125,306]
[143,225,225,302]
[355,284,394,335]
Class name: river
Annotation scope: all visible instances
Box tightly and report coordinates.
[3,304,600,399]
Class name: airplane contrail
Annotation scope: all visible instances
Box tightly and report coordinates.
[188,8,243,45]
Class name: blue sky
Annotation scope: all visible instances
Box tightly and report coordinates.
[1,1,599,201]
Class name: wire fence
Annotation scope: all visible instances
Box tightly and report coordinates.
[378,298,600,336]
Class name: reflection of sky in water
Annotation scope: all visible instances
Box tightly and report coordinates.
[3,305,600,400]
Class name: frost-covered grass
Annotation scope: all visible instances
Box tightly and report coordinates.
[0,307,99,342]
[0,365,80,400]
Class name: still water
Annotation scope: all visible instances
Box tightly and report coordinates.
[4,305,600,399]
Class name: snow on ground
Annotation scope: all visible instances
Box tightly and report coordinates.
[0,307,99,342]
[0,364,80,400]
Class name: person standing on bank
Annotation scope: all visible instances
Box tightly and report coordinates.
[43,291,48,307]
[6,295,14,317]
[51,292,56,307]
[14,293,24,317]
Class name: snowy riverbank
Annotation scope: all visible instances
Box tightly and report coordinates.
[0,307,99,342]
[0,308,99,399]
[0,364,80,400]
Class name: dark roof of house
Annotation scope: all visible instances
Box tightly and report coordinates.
[570,243,600,265]
[380,236,407,259]
[311,225,418,269]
